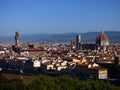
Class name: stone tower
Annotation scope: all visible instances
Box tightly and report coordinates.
[76,34,82,50]
[15,32,19,46]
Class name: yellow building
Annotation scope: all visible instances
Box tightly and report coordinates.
[75,63,107,79]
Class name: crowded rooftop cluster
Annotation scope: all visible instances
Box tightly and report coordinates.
[0,31,120,80]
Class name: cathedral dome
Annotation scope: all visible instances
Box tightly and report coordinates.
[96,30,109,46]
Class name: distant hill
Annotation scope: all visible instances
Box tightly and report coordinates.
[0,31,120,43]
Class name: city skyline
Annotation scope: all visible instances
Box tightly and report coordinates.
[0,0,120,36]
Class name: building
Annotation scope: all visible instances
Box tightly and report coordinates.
[82,43,96,50]
[95,30,109,51]
[15,32,20,46]
[76,34,82,50]
[75,30,110,51]
[71,41,76,50]
[96,30,109,46]
[97,56,120,79]
[75,63,108,79]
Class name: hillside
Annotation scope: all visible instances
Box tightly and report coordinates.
[0,31,120,43]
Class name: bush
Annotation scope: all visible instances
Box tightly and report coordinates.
[0,74,120,90]
[27,75,120,90]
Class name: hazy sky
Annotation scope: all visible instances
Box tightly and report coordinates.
[0,0,120,36]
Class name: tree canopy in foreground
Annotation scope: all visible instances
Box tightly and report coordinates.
[0,74,120,90]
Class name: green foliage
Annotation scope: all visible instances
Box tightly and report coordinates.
[0,74,120,90]
[27,75,120,90]
[0,77,25,90]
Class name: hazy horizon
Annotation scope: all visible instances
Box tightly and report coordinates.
[0,30,119,37]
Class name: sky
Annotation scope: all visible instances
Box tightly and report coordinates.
[0,0,120,36]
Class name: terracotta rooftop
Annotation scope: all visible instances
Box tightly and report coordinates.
[96,31,109,42]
